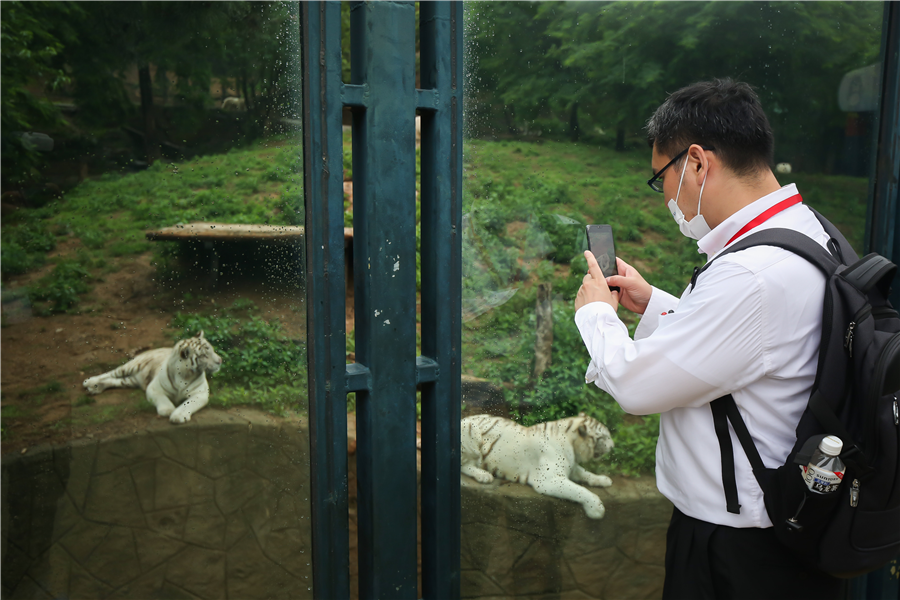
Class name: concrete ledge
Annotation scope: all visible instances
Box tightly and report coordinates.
[461,474,671,600]
[1,408,313,600]
[2,408,671,600]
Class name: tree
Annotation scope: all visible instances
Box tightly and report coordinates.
[466,2,582,139]
[468,1,883,169]
[0,2,78,187]
[61,2,236,160]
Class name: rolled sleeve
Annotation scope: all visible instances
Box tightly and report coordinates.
[574,260,767,415]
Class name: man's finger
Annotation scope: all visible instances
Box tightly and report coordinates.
[584,250,604,280]
[606,275,625,289]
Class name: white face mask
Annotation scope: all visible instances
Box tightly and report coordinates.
[666,157,711,240]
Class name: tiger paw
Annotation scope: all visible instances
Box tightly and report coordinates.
[169,410,191,424]
[583,499,606,520]
[83,378,102,395]
[474,471,494,484]
[588,475,613,488]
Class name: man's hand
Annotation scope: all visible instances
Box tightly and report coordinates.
[575,251,619,312]
[606,257,652,315]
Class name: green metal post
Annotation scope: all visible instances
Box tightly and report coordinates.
[302,2,463,597]
[301,3,351,598]
[419,3,464,597]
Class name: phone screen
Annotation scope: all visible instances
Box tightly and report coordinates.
[586,224,619,282]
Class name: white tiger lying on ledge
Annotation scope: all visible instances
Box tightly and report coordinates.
[461,413,614,519]
[83,331,223,424]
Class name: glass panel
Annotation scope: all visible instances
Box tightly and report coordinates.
[1,2,312,598]
[461,2,884,598]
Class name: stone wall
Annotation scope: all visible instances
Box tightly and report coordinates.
[461,476,671,600]
[1,409,313,600]
[2,408,671,599]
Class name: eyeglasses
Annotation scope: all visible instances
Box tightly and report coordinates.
[647,145,715,193]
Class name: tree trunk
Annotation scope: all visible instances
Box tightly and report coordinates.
[156,66,168,106]
[615,120,626,152]
[504,105,517,135]
[240,71,253,114]
[569,102,580,142]
[263,61,286,134]
[533,283,553,381]
[138,65,160,163]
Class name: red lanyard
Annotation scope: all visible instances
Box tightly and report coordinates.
[726,193,803,246]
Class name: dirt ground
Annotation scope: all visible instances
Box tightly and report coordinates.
[1,246,309,455]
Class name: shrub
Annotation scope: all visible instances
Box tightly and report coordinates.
[27,260,92,313]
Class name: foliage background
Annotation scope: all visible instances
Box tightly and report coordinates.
[0,0,884,475]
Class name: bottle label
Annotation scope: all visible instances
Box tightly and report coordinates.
[800,464,844,494]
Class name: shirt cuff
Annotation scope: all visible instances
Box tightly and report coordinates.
[574,301,622,384]
[634,287,679,340]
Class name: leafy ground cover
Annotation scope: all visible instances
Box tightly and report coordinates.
[1,139,304,314]
[169,299,307,417]
[460,138,868,475]
[1,135,869,475]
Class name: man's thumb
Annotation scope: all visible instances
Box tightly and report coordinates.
[606,275,625,288]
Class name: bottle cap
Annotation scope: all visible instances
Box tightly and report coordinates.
[820,435,843,456]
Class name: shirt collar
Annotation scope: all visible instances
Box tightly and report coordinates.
[696,183,800,258]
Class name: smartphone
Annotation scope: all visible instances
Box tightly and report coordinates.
[585,224,619,291]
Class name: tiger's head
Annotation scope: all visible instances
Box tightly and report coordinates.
[174,331,223,376]
[571,413,614,463]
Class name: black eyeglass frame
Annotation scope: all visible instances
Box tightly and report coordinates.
[647,145,716,193]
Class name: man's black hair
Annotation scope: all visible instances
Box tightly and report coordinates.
[646,78,774,177]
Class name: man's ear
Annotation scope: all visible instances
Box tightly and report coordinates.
[689,144,711,183]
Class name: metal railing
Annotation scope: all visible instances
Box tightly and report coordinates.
[301,2,463,598]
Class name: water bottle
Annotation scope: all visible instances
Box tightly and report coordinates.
[799,435,845,494]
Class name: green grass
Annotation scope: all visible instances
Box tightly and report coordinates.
[2,139,305,312]
[0,134,870,474]
[168,299,307,417]
[15,380,65,404]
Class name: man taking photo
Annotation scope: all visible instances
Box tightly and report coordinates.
[574,78,843,599]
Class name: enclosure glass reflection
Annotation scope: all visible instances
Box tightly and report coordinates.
[1,2,312,598]
[460,2,885,598]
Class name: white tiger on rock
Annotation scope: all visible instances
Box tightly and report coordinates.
[83,331,223,424]
[460,413,614,519]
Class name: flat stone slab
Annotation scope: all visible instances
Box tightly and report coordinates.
[146,222,354,243]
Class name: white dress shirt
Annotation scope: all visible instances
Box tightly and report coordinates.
[575,184,830,528]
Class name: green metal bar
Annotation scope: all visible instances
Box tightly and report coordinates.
[419,2,464,598]
[341,83,369,108]
[300,2,351,598]
[865,1,900,308]
[346,363,372,392]
[349,1,419,597]
[416,356,441,384]
[853,4,900,597]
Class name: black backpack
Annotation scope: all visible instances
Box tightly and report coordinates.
[691,209,900,577]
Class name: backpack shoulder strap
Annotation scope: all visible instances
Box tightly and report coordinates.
[711,394,768,514]
[690,227,840,291]
[808,207,859,264]
[840,253,897,295]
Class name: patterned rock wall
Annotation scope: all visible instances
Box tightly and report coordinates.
[461,476,671,600]
[2,408,671,600]
[1,410,312,600]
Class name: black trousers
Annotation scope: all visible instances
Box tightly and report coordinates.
[663,507,845,600]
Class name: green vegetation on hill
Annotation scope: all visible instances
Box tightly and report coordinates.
[2,140,303,314]
[170,299,307,417]
[0,135,870,473]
